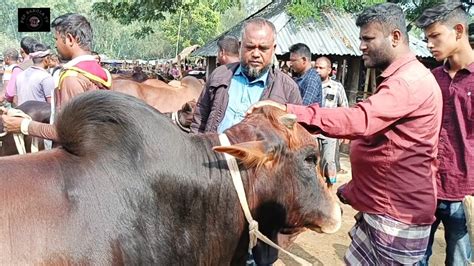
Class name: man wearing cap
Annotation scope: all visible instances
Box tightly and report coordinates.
[14,43,54,105]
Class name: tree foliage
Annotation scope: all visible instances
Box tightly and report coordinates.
[0,0,242,59]
[89,0,260,58]
[13,1,465,60]
[287,0,474,25]
[0,0,91,53]
[394,0,474,22]
[160,3,221,55]
[92,0,239,36]
[287,0,386,24]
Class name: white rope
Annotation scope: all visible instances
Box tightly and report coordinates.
[218,134,312,266]
[171,111,190,133]
[0,108,39,155]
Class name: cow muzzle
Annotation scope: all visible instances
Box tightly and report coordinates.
[319,204,342,234]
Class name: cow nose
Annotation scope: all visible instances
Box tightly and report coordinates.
[340,206,343,215]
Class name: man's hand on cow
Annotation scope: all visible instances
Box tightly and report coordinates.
[1,114,22,134]
[246,100,287,116]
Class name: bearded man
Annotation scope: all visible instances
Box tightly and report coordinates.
[190,17,301,133]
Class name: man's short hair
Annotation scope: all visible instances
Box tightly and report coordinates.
[289,43,312,60]
[415,2,469,33]
[20,36,38,54]
[3,48,19,61]
[51,13,93,51]
[217,35,239,56]
[356,3,409,43]
[316,56,332,68]
[241,17,276,42]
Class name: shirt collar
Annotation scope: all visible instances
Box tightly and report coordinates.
[30,65,49,72]
[235,65,269,87]
[295,67,315,81]
[379,52,418,79]
[63,54,97,68]
[442,60,474,73]
[322,79,333,88]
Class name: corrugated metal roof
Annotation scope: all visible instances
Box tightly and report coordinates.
[193,1,432,58]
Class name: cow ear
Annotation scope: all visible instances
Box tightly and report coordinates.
[183,102,193,112]
[213,141,275,168]
[279,113,297,129]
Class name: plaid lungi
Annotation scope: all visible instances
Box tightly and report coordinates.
[344,212,431,265]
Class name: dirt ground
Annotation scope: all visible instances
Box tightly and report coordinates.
[275,153,446,266]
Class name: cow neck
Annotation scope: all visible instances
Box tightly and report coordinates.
[218,133,311,266]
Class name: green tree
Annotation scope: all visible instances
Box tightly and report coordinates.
[220,5,248,33]
[91,17,175,59]
[0,0,91,52]
[89,0,276,58]
[0,0,176,59]
[159,2,221,55]
[92,0,239,38]
[287,0,474,25]
[287,0,385,24]
[393,0,473,22]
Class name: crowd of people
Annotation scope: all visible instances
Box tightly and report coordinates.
[0,1,473,265]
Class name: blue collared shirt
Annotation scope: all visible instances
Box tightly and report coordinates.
[217,66,268,133]
[294,68,322,106]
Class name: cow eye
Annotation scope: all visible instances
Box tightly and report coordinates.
[304,154,317,165]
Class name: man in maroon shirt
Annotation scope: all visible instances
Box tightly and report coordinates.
[416,3,474,265]
[248,3,442,264]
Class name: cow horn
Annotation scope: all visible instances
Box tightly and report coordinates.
[279,114,297,129]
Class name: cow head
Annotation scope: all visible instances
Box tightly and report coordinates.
[213,106,341,263]
[177,100,196,129]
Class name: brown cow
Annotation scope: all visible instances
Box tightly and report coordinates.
[0,91,340,265]
[142,78,170,88]
[111,76,203,113]
[165,76,205,90]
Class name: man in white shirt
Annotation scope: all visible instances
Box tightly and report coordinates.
[14,43,54,105]
[314,56,349,188]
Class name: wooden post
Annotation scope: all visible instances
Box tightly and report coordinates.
[341,59,347,86]
[346,57,361,105]
[363,68,370,98]
[336,57,344,83]
[370,68,376,94]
